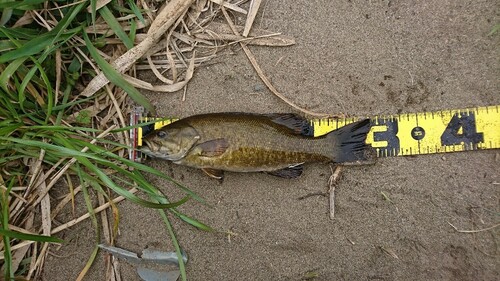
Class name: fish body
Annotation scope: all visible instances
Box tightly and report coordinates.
[141,113,372,178]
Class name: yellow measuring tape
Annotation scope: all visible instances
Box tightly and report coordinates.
[312,105,499,157]
[133,105,500,159]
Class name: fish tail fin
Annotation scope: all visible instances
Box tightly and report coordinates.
[327,119,375,164]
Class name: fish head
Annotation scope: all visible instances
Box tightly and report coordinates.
[141,124,200,161]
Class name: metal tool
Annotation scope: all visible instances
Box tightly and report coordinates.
[99,244,187,281]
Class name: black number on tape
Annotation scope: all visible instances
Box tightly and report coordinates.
[373,119,400,156]
[440,112,484,149]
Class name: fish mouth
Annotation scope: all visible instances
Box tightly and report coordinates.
[140,140,190,162]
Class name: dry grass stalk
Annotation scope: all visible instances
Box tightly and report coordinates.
[328,165,342,219]
[51,188,138,235]
[448,222,500,233]
[380,246,399,260]
[210,0,247,14]
[243,0,262,37]
[98,192,121,281]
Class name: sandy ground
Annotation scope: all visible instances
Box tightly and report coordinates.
[44,0,499,280]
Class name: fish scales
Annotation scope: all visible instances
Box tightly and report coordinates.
[178,114,330,172]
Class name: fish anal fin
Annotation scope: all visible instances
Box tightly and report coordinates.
[202,168,224,180]
[265,113,314,136]
[267,164,304,179]
[196,138,229,157]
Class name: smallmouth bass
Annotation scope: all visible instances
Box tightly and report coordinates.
[140,113,373,179]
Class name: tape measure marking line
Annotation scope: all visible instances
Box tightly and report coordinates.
[415,112,421,154]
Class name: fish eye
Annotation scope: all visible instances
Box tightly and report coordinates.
[157,131,167,138]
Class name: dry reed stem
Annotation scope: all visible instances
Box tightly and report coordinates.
[98,192,120,281]
[380,246,399,260]
[209,0,247,14]
[147,56,175,84]
[9,214,34,272]
[51,188,138,235]
[243,0,262,37]
[85,19,151,35]
[194,32,295,47]
[55,49,62,105]
[328,165,342,219]
[0,240,35,261]
[448,222,500,233]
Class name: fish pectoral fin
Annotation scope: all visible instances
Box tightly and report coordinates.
[202,168,224,180]
[266,164,304,179]
[264,113,314,136]
[196,138,229,157]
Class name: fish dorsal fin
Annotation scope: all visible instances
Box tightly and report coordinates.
[196,138,229,157]
[266,164,304,179]
[265,113,314,136]
[202,168,224,180]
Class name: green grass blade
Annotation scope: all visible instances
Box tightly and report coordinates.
[49,1,86,47]
[1,234,13,280]
[89,0,97,27]
[0,57,26,92]
[76,244,99,280]
[82,31,155,114]
[51,93,93,112]
[0,123,22,136]
[129,17,137,43]
[0,28,52,63]
[25,125,100,133]
[127,0,146,25]
[158,210,187,281]
[0,178,13,280]
[488,24,500,36]
[173,212,213,232]
[99,6,134,49]
[0,7,12,26]
[0,155,26,166]
[30,59,54,122]
[77,163,99,229]
[0,9,81,64]
[0,90,20,120]
[0,229,63,243]
[0,39,18,52]
[0,0,46,10]
[0,26,38,40]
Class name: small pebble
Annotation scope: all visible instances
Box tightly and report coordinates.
[253,84,266,92]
